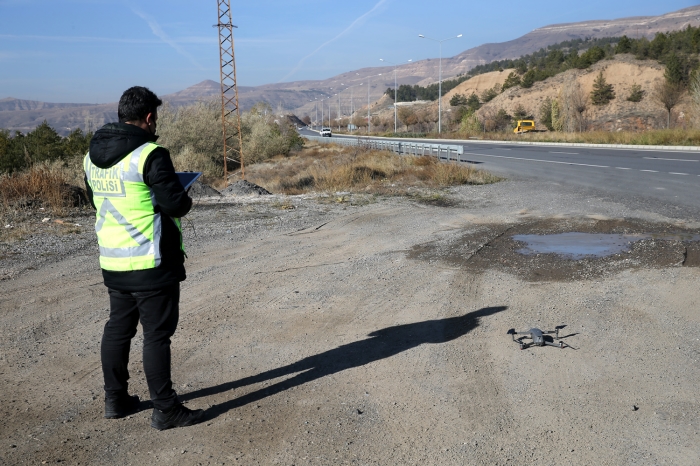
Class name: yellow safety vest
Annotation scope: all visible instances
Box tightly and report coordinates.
[84,142,183,271]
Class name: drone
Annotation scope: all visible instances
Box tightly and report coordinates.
[507,325,572,350]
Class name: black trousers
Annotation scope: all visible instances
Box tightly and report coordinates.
[102,283,180,410]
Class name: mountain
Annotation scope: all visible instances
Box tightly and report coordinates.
[2,5,700,134]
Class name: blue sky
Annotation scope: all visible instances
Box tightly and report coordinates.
[0,0,696,103]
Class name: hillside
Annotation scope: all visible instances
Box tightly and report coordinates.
[2,5,700,135]
[451,55,669,131]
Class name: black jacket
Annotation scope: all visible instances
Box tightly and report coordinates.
[85,122,192,291]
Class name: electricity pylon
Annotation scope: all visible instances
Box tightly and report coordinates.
[215,0,244,183]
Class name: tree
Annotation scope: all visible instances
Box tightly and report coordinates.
[590,71,615,106]
[396,85,417,102]
[301,115,312,125]
[626,83,645,102]
[481,84,500,103]
[501,71,521,91]
[653,79,685,128]
[513,104,529,120]
[578,46,606,68]
[664,53,684,85]
[23,121,64,164]
[616,35,632,54]
[466,93,481,113]
[397,106,418,131]
[449,93,468,107]
[551,99,564,132]
[570,83,589,132]
[690,70,700,128]
[520,69,536,88]
[62,128,91,158]
[539,97,554,131]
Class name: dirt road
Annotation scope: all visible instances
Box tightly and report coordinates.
[1,179,699,465]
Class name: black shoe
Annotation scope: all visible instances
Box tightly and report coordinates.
[151,403,204,430]
[104,394,140,419]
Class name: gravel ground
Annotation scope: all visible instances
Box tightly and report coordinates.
[1,177,699,465]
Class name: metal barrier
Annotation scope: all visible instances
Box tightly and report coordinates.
[305,135,463,162]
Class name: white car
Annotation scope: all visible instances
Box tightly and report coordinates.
[320,127,332,137]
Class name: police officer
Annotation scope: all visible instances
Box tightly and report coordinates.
[84,86,204,430]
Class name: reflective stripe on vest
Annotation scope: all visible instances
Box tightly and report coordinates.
[84,142,175,271]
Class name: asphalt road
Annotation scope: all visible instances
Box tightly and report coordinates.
[300,128,700,212]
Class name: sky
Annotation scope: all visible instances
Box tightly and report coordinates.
[0,0,697,103]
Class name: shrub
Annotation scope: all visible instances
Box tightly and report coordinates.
[626,83,645,102]
[539,97,554,131]
[501,72,521,91]
[450,93,468,107]
[0,163,77,216]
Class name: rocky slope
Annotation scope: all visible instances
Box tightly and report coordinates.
[3,6,700,134]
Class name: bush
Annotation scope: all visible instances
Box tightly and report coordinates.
[627,83,645,102]
[0,163,78,216]
[501,72,521,91]
[450,93,468,107]
[539,97,554,131]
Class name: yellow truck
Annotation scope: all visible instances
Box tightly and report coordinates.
[513,120,537,134]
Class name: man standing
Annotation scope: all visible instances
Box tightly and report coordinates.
[84,86,203,430]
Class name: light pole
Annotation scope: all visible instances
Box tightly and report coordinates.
[344,82,363,132]
[418,33,462,134]
[337,92,342,132]
[367,73,382,134]
[379,58,411,134]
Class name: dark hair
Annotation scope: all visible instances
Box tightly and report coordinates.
[118,86,163,123]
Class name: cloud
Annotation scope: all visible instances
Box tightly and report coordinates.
[279,0,391,82]
[128,6,205,70]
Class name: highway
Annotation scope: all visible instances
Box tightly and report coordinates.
[300,127,700,211]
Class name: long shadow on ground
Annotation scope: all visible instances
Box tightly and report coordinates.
[181,306,507,420]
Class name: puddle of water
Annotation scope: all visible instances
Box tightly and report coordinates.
[513,233,647,259]
[514,232,700,259]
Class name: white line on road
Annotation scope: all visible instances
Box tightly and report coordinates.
[644,157,699,162]
[462,152,609,168]
[616,167,631,170]
[550,151,579,154]
[640,170,658,172]
[669,172,690,175]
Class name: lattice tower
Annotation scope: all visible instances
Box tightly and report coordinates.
[215,0,244,182]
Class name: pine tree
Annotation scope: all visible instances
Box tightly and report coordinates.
[626,83,645,102]
[449,93,468,107]
[664,53,683,85]
[616,35,632,54]
[590,71,615,106]
[501,72,521,91]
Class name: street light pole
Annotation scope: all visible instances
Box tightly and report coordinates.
[367,73,382,134]
[337,93,341,132]
[380,58,410,134]
[418,33,462,134]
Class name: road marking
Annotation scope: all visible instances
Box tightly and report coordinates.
[644,157,699,162]
[615,167,631,170]
[640,170,658,173]
[462,152,609,168]
[669,172,689,175]
[550,151,579,154]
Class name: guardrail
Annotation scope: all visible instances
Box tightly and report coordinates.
[305,135,463,161]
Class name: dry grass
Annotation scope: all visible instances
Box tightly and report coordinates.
[443,129,700,146]
[245,141,499,196]
[0,164,75,216]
